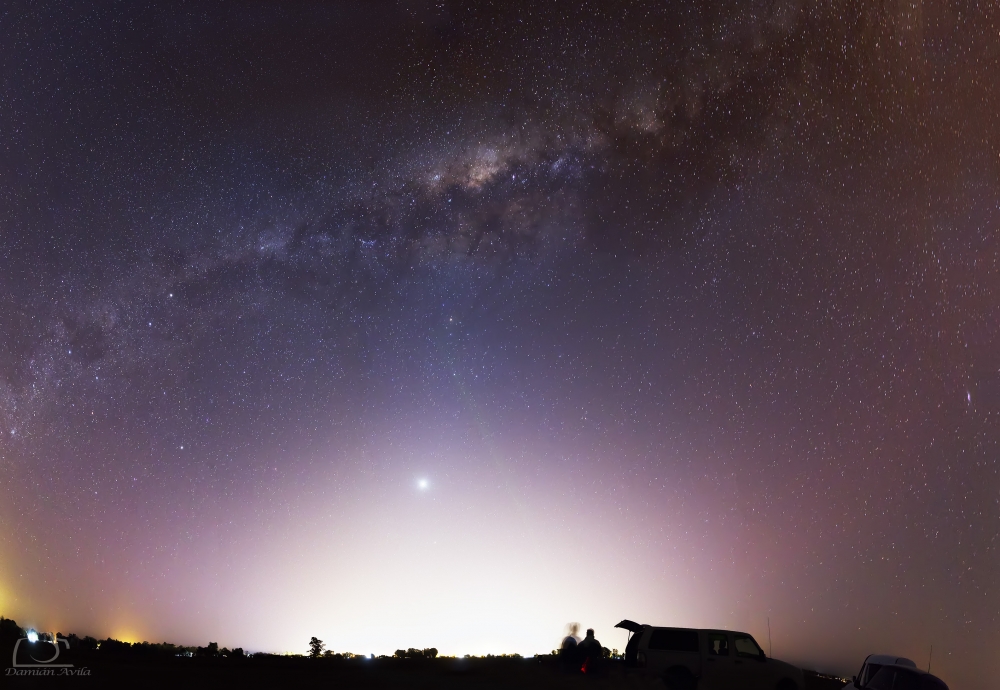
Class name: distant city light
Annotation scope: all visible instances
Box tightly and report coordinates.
[26,629,38,643]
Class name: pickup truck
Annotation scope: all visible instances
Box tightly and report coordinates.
[616,620,804,690]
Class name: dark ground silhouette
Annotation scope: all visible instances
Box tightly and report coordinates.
[3,656,848,690]
[1,617,846,690]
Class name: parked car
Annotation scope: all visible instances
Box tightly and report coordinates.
[616,620,804,690]
[843,655,917,689]
[863,664,948,690]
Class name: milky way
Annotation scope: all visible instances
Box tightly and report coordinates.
[1,3,998,687]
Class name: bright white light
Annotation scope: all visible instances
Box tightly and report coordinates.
[417,478,429,490]
[26,630,38,643]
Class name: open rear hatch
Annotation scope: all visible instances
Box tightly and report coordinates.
[616,620,646,667]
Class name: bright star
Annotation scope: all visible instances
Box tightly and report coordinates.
[417,478,429,490]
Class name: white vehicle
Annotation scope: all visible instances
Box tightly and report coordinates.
[843,655,917,689]
[862,664,948,690]
[616,620,804,690]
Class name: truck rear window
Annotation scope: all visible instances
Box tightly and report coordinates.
[648,629,699,652]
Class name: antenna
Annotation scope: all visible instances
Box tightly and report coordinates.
[927,645,932,673]
[767,617,772,658]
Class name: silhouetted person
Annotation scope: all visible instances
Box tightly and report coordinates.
[709,635,728,656]
[560,623,580,672]
[578,628,603,674]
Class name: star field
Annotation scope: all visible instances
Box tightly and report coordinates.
[0,2,998,687]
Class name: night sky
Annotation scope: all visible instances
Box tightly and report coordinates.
[1,1,998,687]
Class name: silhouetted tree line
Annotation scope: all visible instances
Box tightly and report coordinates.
[195,641,246,658]
[2,616,517,665]
[1,617,24,648]
[0,616,248,661]
[303,636,367,660]
[471,653,523,659]
[394,647,438,659]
